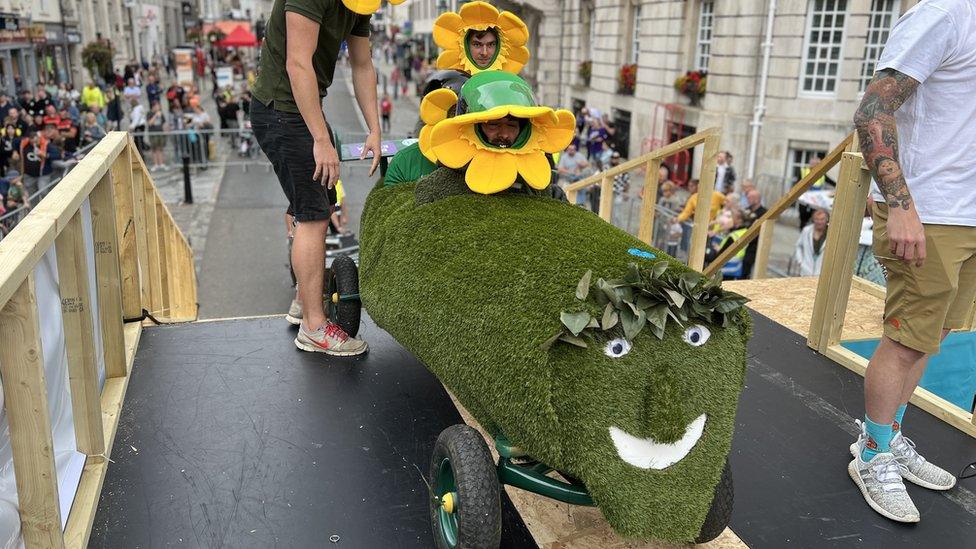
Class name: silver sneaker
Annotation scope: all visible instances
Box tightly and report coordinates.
[889,431,956,491]
[850,420,956,491]
[848,452,920,523]
[285,298,302,326]
[294,322,368,356]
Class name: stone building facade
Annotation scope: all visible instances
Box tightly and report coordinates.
[530,0,918,198]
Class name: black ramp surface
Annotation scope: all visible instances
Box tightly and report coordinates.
[731,312,976,548]
[89,316,536,548]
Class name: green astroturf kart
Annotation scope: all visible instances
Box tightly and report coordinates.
[344,169,751,547]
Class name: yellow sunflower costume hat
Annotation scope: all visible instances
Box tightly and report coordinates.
[433,1,530,75]
[422,71,576,195]
[341,0,405,15]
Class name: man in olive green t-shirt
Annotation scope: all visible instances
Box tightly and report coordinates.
[251,0,381,356]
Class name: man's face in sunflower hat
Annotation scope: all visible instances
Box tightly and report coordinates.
[466,28,499,69]
[479,115,521,147]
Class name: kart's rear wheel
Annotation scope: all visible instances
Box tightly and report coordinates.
[326,254,361,338]
[429,425,502,549]
[695,458,734,543]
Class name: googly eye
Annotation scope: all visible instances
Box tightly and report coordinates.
[604,338,632,358]
[683,325,711,347]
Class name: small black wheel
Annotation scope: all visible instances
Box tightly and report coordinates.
[429,425,502,549]
[695,458,734,544]
[326,254,361,338]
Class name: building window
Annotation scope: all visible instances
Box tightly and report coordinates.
[786,145,829,187]
[630,3,642,65]
[695,0,714,72]
[582,2,596,61]
[800,0,848,94]
[859,0,898,92]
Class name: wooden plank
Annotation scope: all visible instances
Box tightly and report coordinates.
[823,345,976,438]
[142,177,164,315]
[110,143,143,320]
[687,133,721,271]
[156,200,173,318]
[704,133,854,277]
[63,323,140,549]
[0,276,65,548]
[807,154,858,350]
[597,175,613,222]
[89,175,128,379]
[129,161,152,312]
[851,276,886,300]
[636,159,662,245]
[54,211,105,457]
[751,218,776,279]
[565,127,721,193]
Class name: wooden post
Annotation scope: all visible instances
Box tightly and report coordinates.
[89,174,127,379]
[688,134,721,271]
[110,142,142,320]
[752,218,776,279]
[565,187,577,204]
[637,158,662,245]
[54,211,105,458]
[808,153,871,351]
[0,276,65,548]
[156,199,173,318]
[598,175,613,222]
[142,176,164,315]
[129,160,151,312]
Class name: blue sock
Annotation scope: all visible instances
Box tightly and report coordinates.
[861,414,893,462]
[893,404,907,433]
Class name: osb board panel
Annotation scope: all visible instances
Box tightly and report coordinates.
[724,277,884,341]
[446,392,746,549]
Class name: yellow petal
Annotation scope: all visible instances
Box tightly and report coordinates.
[516,152,553,190]
[501,45,530,74]
[431,122,478,168]
[420,89,458,125]
[466,151,518,194]
[537,109,577,152]
[419,125,437,163]
[497,12,529,47]
[459,1,501,28]
[340,0,380,15]
[437,49,463,71]
[433,12,465,49]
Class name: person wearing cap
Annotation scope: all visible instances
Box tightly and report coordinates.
[251,0,402,356]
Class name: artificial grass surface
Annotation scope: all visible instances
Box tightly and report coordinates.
[360,169,750,542]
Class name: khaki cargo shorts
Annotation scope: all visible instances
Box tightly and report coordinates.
[873,204,976,355]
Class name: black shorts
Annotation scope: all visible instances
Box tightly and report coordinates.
[251,98,337,221]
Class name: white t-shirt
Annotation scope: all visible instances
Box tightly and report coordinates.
[874,0,976,226]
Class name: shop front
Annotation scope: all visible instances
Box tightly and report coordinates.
[35,24,81,86]
[0,15,38,95]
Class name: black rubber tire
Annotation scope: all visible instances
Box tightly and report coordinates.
[429,425,502,549]
[327,254,361,338]
[695,458,734,543]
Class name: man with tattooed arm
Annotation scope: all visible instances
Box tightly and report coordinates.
[848,0,975,523]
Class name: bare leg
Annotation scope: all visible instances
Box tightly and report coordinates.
[864,336,925,424]
[292,219,328,330]
[897,329,950,405]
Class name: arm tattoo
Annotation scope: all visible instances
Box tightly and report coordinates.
[853,69,919,210]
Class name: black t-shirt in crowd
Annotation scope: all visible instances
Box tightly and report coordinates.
[26,98,51,117]
[22,141,44,177]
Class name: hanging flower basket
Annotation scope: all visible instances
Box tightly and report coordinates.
[578,60,592,87]
[617,63,637,95]
[674,70,707,106]
[81,40,114,80]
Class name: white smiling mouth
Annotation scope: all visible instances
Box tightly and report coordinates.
[609,414,707,470]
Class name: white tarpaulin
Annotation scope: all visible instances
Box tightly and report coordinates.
[0,198,106,547]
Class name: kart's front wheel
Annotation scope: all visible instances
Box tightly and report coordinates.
[326,254,361,338]
[429,425,502,549]
[695,458,734,543]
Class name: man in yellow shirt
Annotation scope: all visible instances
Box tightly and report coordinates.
[675,178,725,223]
[81,81,106,110]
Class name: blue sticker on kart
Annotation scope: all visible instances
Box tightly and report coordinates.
[628,248,656,260]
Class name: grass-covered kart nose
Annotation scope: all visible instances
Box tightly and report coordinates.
[359,178,750,543]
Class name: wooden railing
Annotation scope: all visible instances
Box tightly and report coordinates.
[806,151,976,437]
[0,132,197,547]
[565,127,722,271]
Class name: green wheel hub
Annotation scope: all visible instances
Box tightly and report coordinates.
[436,458,459,548]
